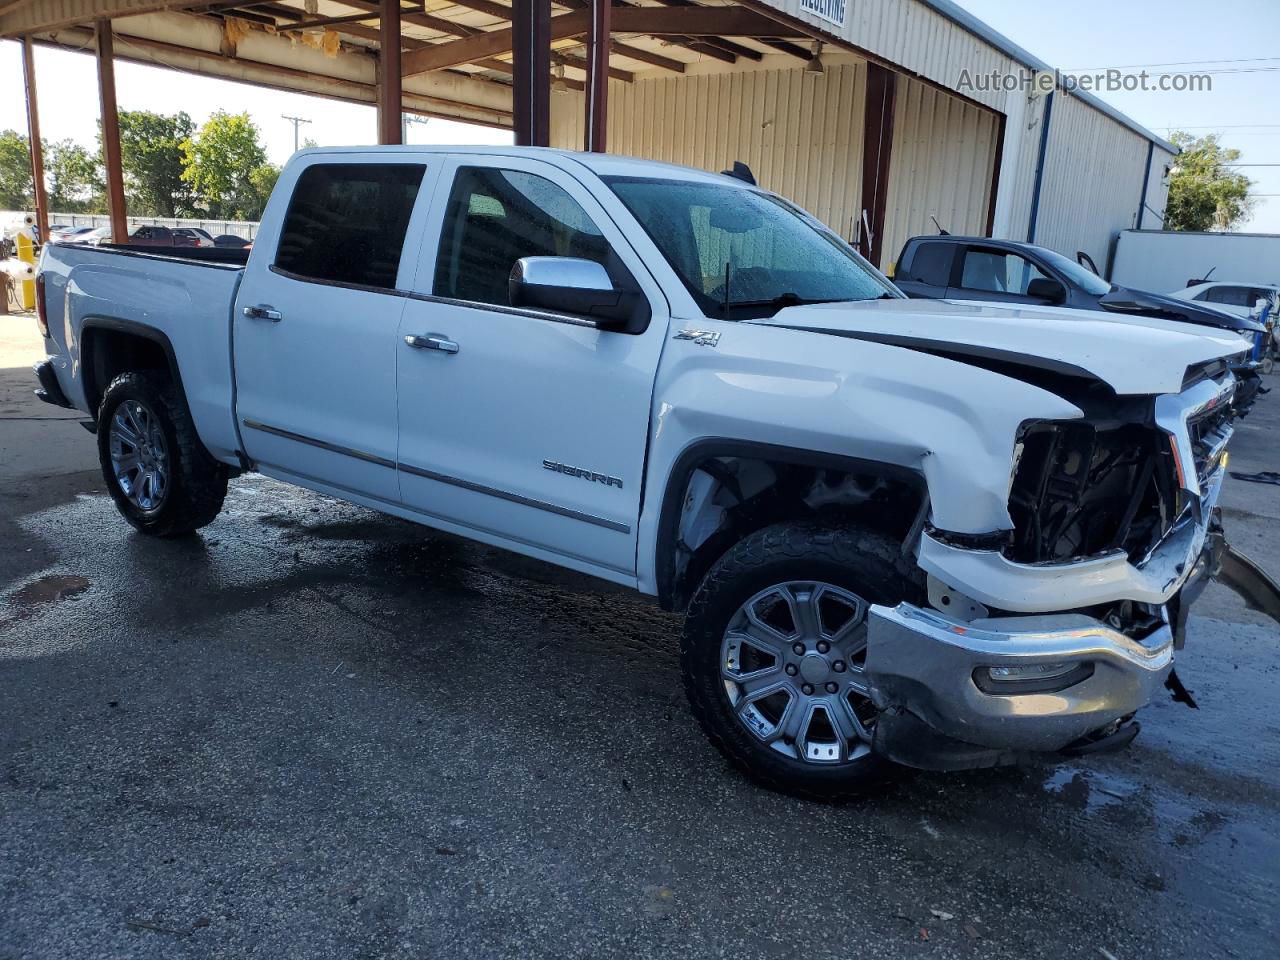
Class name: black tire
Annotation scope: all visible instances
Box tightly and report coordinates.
[682,520,924,801]
[97,371,228,537]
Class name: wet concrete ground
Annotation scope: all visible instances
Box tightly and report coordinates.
[2,323,1278,959]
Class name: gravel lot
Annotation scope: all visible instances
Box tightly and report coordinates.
[2,320,1278,959]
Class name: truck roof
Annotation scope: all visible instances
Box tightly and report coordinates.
[290,145,745,185]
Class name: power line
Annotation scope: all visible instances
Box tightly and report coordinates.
[1159,124,1280,129]
[1064,55,1280,70]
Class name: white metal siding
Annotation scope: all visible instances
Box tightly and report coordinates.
[1032,92,1151,271]
[881,75,999,271]
[762,0,1019,112]
[552,63,867,241]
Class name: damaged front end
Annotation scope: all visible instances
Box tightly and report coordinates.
[863,366,1254,771]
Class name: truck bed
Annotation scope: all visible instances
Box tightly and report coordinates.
[38,240,248,463]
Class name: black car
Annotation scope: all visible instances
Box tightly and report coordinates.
[893,235,1267,412]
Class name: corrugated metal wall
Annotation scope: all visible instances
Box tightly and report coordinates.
[551,62,867,241]
[1032,92,1152,271]
[764,0,1019,113]
[880,75,1000,271]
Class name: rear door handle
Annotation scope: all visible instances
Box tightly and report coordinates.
[404,333,459,354]
[243,304,282,322]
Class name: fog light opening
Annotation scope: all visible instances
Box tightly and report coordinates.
[974,661,1095,694]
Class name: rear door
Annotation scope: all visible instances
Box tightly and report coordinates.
[394,155,668,579]
[892,240,955,299]
[233,156,435,502]
[952,244,1056,305]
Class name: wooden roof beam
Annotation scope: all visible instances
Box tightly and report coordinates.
[402,6,793,77]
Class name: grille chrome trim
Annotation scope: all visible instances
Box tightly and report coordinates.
[1154,374,1236,506]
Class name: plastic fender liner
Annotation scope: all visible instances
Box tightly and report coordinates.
[1216,544,1280,625]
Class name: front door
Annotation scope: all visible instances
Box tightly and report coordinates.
[234,158,433,502]
[395,156,668,580]
[952,245,1055,306]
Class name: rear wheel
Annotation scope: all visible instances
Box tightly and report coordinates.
[682,521,923,800]
[97,371,228,537]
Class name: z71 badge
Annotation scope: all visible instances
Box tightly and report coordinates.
[543,460,623,489]
[673,329,721,347]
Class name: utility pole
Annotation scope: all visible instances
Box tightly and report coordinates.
[281,114,312,153]
[401,114,429,144]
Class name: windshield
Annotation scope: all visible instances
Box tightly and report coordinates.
[1032,245,1112,296]
[604,176,895,319]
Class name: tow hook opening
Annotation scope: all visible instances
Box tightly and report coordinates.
[973,661,1095,695]
[1060,718,1141,757]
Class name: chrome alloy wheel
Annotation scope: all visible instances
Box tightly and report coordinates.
[721,582,877,765]
[109,399,170,512]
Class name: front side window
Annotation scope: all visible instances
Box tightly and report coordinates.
[605,176,892,319]
[275,163,426,289]
[433,166,610,306]
[959,249,1050,295]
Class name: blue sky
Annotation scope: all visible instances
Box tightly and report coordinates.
[962,0,1280,232]
[1,0,1277,231]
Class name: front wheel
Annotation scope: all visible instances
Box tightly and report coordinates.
[681,521,923,800]
[97,371,228,537]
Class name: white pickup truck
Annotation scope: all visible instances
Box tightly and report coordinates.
[34,147,1246,798]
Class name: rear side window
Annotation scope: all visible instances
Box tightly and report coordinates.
[897,242,954,286]
[1203,285,1268,307]
[275,163,426,290]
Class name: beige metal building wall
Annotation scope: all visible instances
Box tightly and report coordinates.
[1032,92,1153,270]
[551,61,867,241]
[880,75,1000,272]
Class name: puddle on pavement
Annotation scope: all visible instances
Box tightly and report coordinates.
[0,573,90,630]
[9,573,90,606]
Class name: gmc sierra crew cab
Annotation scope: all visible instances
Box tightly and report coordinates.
[33,147,1247,798]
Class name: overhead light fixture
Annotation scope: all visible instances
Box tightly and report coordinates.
[805,41,825,75]
[552,64,569,93]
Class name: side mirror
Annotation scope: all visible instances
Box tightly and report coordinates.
[509,256,641,329]
[1028,277,1066,304]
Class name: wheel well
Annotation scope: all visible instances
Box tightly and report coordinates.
[656,445,927,612]
[82,325,178,415]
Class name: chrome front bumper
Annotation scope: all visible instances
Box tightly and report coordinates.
[865,604,1173,757]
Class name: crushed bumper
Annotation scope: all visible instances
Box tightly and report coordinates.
[865,604,1173,765]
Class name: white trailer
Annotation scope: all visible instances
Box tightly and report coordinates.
[1111,229,1280,292]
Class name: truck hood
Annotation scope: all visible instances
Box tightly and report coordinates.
[1099,285,1266,333]
[750,298,1247,396]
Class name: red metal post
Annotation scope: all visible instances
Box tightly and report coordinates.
[858,62,897,267]
[584,0,611,152]
[20,38,49,244]
[378,0,403,144]
[512,0,551,146]
[95,21,128,244]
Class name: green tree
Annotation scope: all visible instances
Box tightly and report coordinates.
[181,110,269,218]
[45,139,103,213]
[116,110,196,217]
[1165,131,1255,232]
[0,128,33,209]
[246,163,281,219]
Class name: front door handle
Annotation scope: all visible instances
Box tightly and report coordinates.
[243,304,282,322]
[404,333,459,354]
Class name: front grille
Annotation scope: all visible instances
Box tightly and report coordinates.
[1006,421,1179,565]
[1187,401,1233,489]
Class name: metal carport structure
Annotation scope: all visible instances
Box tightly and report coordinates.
[1,0,1176,274]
